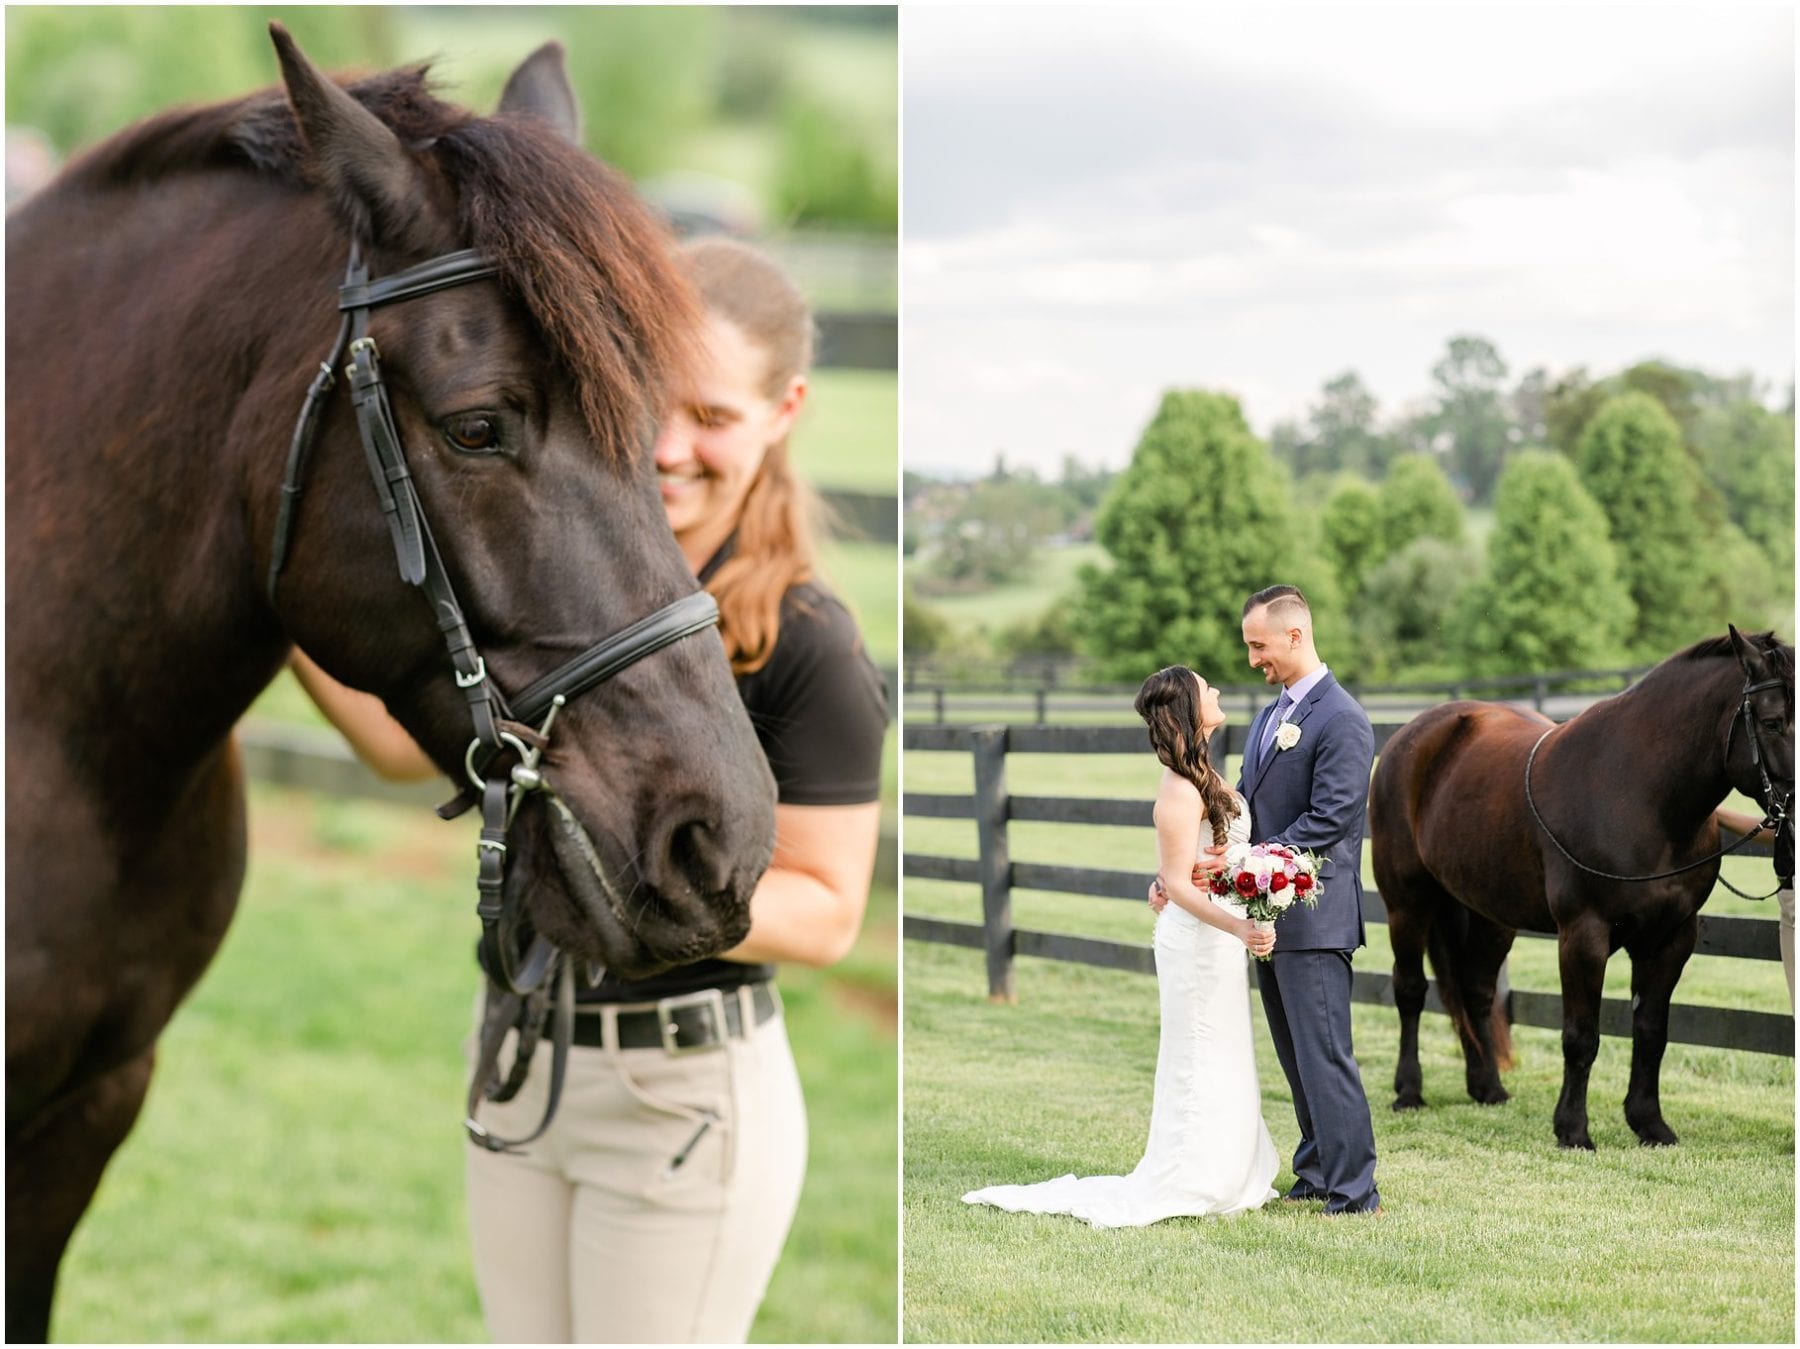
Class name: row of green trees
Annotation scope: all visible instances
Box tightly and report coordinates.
[1078,386,1792,684]
[1271,336,1794,519]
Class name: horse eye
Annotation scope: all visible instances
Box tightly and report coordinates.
[444,414,500,455]
[1763,716,1787,733]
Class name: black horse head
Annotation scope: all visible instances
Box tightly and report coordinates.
[1725,625,1794,819]
[260,30,775,974]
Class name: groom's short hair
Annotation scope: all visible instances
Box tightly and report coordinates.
[1244,584,1310,627]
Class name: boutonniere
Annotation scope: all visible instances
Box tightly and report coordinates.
[1275,722,1302,752]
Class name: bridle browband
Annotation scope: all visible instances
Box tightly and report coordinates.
[269,243,723,1151]
[1525,670,1793,897]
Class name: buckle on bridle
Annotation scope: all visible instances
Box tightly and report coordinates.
[455,657,488,689]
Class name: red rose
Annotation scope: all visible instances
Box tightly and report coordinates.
[1210,875,1231,896]
[1270,873,1288,891]
[1234,872,1258,898]
[1293,873,1314,893]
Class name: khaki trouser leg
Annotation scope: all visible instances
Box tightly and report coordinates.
[1779,886,1794,1007]
[464,996,807,1345]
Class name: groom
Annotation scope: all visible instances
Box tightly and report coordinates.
[1161,584,1381,1215]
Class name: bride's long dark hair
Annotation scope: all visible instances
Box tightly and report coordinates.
[1135,666,1239,848]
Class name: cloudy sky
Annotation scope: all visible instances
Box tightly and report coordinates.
[903,6,1794,477]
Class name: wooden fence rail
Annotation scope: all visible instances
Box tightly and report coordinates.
[904,664,1652,725]
[903,721,1793,1057]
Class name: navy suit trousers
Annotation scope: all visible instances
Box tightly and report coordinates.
[1256,949,1380,1214]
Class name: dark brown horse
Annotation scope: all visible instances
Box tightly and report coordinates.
[6,29,776,1339]
[1370,628,1793,1149]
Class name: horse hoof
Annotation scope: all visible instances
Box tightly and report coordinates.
[1392,1095,1425,1112]
[1633,1124,1679,1148]
[1470,1085,1511,1107]
[1557,1133,1596,1152]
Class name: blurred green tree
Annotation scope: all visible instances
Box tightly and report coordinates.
[1356,536,1483,680]
[1691,400,1795,586]
[1377,453,1465,551]
[1320,477,1384,605]
[1074,390,1341,682]
[1428,334,1513,503]
[1269,371,1394,483]
[1453,452,1634,673]
[1573,393,1714,656]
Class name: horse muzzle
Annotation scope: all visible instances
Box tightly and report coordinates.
[521,788,762,979]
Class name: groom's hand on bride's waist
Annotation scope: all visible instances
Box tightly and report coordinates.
[1148,876,1169,913]
[1195,845,1228,878]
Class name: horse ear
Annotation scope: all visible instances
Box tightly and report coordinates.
[1727,624,1765,678]
[269,22,439,250]
[497,41,583,145]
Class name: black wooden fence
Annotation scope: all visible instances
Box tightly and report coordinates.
[903,720,1793,1057]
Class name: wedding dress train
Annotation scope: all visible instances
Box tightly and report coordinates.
[962,793,1278,1227]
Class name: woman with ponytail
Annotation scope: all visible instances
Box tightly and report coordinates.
[962,666,1277,1228]
[294,236,888,1341]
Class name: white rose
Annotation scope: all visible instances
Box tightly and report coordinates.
[1269,887,1295,910]
[1275,722,1302,751]
[1224,843,1251,870]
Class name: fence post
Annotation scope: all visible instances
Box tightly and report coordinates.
[934,687,945,724]
[1035,688,1048,724]
[1533,678,1547,712]
[971,726,1015,1004]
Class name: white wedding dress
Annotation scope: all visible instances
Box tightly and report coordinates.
[963,791,1278,1227]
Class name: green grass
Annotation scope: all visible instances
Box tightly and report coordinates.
[54,785,895,1344]
[904,939,1794,1344]
[907,543,1103,635]
[796,368,897,494]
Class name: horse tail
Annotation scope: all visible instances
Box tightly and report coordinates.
[1424,903,1482,1056]
[1491,997,1516,1072]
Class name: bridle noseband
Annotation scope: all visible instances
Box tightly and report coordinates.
[1525,671,1793,897]
[269,243,723,1151]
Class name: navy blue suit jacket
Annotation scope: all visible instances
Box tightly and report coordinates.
[1236,671,1374,952]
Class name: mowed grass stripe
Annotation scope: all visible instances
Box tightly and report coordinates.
[903,941,1794,1344]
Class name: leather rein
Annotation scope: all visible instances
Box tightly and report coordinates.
[267,244,722,1151]
[1525,673,1793,898]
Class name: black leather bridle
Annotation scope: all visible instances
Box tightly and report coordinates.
[268,244,723,1150]
[1525,672,1793,897]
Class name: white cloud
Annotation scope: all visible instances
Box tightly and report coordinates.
[904,6,1794,476]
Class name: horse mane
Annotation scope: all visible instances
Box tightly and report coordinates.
[1677,630,1794,680]
[62,66,695,467]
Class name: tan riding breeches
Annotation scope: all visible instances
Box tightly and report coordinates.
[1780,886,1794,1006]
[463,997,808,1344]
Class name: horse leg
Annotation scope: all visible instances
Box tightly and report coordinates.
[6,1046,156,1342]
[1552,915,1610,1150]
[1454,912,1516,1106]
[1385,889,1432,1111]
[1622,915,1697,1147]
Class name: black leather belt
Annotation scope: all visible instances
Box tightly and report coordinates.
[568,983,779,1053]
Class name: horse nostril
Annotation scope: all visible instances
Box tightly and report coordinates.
[667,816,734,899]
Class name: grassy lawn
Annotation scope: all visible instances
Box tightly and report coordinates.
[796,368,897,495]
[907,543,1104,636]
[904,939,1794,1344]
[54,784,896,1344]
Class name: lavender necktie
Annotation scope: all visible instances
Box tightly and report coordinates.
[1259,687,1293,765]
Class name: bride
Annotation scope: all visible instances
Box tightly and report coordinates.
[963,666,1279,1228]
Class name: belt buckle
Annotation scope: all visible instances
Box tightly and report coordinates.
[655,988,728,1055]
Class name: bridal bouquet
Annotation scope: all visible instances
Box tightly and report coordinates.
[1209,842,1321,960]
